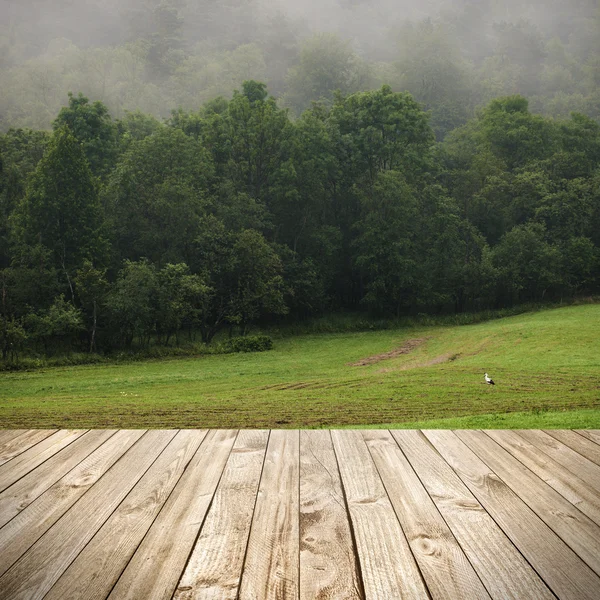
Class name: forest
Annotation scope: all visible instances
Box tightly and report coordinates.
[0,0,599,360]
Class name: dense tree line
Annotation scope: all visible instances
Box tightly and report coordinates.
[0,83,599,359]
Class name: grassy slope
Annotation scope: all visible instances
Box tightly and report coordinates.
[0,304,599,428]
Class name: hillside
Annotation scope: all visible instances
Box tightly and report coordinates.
[1,304,598,428]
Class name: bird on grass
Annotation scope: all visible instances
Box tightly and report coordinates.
[484,373,495,385]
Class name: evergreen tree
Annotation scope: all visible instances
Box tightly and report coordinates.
[13,126,107,302]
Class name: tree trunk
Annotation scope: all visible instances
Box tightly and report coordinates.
[61,248,75,304]
[89,299,97,353]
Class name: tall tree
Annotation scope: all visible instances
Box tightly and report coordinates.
[13,126,106,302]
[103,127,214,266]
[53,93,119,179]
[209,81,291,215]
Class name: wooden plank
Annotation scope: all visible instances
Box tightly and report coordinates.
[0,430,56,466]
[331,430,428,599]
[519,430,600,493]
[44,430,207,600]
[576,430,600,446]
[0,430,174,600]
[0,430,27,446]
[174,430,269,600]
[0,429,144,578]
[494,430,600,518]
[0,429,87,493]
[364,430,490,600]
[545,430,600,467]
[0,430,116,529]
[426,430,600,600]
[465,430,600,571]
[237,430,300,600]
[391,430,553,600]
[108,430,238,600]
[299,430,362,600]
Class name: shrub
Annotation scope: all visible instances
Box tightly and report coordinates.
[225,335,273,353]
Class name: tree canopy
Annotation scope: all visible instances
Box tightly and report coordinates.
[1,81,599,360]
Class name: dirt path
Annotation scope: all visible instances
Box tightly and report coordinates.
[348,338,427,366]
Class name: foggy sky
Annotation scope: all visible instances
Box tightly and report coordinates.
[1,0,595,63]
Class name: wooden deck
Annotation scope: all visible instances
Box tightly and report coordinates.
[0,430,599,599]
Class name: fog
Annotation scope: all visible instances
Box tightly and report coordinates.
[0,0,598,131]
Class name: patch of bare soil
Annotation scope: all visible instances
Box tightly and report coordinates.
[378,352,461,373]
[348,338,427,366]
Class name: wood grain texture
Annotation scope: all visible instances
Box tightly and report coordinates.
[0,431,27,446]
[0,430,56,466]
[44,430,207,600]
[0,430,144,578]
[331,429,428,600]
[238,429,300,600]
[0,430,115,529]
[108,429,238,600]
[576,430,600,445]
[544,430,600,466]
[518,430,600,493]
[299,430,362,600]
[174,430,269,600]
[485,429,600,528]
[0,428,598,600]
[364,429,490,600]
[0,430,171,600]
[0,429,86,493]
[391,429,553,600]
[464,430,600,573]
[427,429,600,600]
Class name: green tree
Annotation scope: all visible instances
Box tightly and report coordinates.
[479,96,556,169]
[106,259,158,349]
[191,218,286,342]
[330,85,435,186]
[0,268,28,361]
[353,171,420,315]
[116,110,163,150]
[75,260,108,352]
[190,216,235,343]
[155,263,208,344]
[24,295,84,355]
[219,82,292,204]
[227,229,287,335]
[13,126,106,302]
[53,92,119,178]
[491,223,561,304]
[270,108,342,307]
[0,129,49,268]
[559,236,598,295]
[104,127,214,266]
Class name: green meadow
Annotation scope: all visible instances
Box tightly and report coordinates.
[1,304,599,429]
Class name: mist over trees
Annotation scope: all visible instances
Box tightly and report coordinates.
[1,0,599,135]
[0,1,599,360]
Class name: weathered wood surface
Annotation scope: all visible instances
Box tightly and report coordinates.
[391,429,554,600]
[545,429,600,466]
[427,430,600,600]
[364,429,491,599]
[174,430,268,600]
[299,430,362,600]
[0,429,598,600]
[238,429,300,600]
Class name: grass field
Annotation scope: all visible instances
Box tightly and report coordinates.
[1,304,599,428]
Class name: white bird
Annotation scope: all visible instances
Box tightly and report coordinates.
[484,373,495,385]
